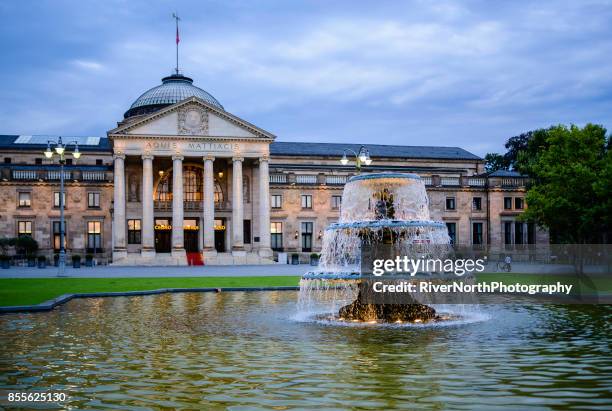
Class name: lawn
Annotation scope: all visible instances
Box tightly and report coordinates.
[0,273,609,307]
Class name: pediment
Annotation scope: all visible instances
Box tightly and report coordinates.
[108,97,275,140]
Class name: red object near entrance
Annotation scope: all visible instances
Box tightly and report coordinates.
[187,252,203,266]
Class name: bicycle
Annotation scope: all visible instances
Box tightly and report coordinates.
[496,261,511,272]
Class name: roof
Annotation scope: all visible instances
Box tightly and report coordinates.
[0,135,111,152]
[481,169,526,177]
[270,142,481,161]
[124,74,224,118]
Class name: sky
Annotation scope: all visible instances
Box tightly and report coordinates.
[0,0,611,156]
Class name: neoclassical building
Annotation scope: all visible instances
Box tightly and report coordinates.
[0,72,548,265]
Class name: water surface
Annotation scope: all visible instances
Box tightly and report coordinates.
[1,291,611,410]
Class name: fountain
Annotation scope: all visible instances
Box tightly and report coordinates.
[300,172,464,323]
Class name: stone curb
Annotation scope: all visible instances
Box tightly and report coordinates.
[0,286,301,314]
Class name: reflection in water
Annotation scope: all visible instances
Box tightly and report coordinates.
[0,292,611,409]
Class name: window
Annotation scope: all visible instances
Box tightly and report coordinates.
[214,182,224,204]
[243,220,251,244]
[17,221,32,237]
[52,221,66,251]
[472,222,483,245]
[128,219,141,244]
[35,158,43,165]
[446,197,456,210]
[515,197,524,210]
[515,221,524,245]
[301,222,313,252]
[53,192,66,208]
[301,194,312,209]
[504,222,512,245]
[96,159,103,165]
[4,157,11,164]
[88,192,100,208]
[271,222,283,250]
[331,195,342,210]
[87,221,102,251]
[446,222,456,244]
[184,169,202,202]
[472,197,482,211]
[504,197,512,210]
[18,192,31,207]
[65,158,73,165]
[271,194,282,209]
[527,223,536,245]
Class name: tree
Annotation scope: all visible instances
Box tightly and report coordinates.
[485,129,551,173]
[520,124,611,244]
[484,153,507,172]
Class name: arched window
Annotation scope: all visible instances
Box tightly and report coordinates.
[157,175,171,201]
[184,169,202,202]
[156,166,219,204]
[214,181,224,204]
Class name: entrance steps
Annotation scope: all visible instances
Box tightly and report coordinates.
[111,253,187,266]
[112,252,273,266]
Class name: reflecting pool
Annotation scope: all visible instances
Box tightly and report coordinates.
[1,292,611,410]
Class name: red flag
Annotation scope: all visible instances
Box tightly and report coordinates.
[176,25,180,45]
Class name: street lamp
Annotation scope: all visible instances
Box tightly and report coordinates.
[44,137,82,276]
[340,145,372,172]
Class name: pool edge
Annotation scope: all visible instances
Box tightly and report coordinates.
[0,286,301,314]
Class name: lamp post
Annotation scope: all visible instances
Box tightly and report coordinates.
[340,145,372,172]
[44,137,81,276]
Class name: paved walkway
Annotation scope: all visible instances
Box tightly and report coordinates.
[0,262,605,279]
[0,264,311,278]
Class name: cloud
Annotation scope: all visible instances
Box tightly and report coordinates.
[0,0,610,155]
[72,60,106,72]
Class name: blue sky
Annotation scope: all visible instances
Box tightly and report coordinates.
[1,0,611,156]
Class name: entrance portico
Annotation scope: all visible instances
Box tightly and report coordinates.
[108,97,275,265]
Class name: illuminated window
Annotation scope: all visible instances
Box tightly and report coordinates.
[17,221,32,237]
[271,222,283,250]
[87,221,102,251]
[52,221,66,251]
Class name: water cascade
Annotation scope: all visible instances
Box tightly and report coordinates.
[299,173,468,323]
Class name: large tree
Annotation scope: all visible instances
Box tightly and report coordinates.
[520,124,611,244]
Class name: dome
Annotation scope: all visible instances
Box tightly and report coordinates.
[124,74,224,118]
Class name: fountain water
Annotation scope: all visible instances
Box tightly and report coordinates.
[299,172,470,323]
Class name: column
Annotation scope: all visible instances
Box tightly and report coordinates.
[203,155,216,253]
[171,154,185,256]
[112,153,127,260]
[141,154,155,257]
[258,155,272,257]
[232,156,244,253]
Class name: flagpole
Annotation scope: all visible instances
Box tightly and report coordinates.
[173,12,180,74]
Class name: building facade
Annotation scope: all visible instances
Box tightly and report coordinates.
[0,73,548,265]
